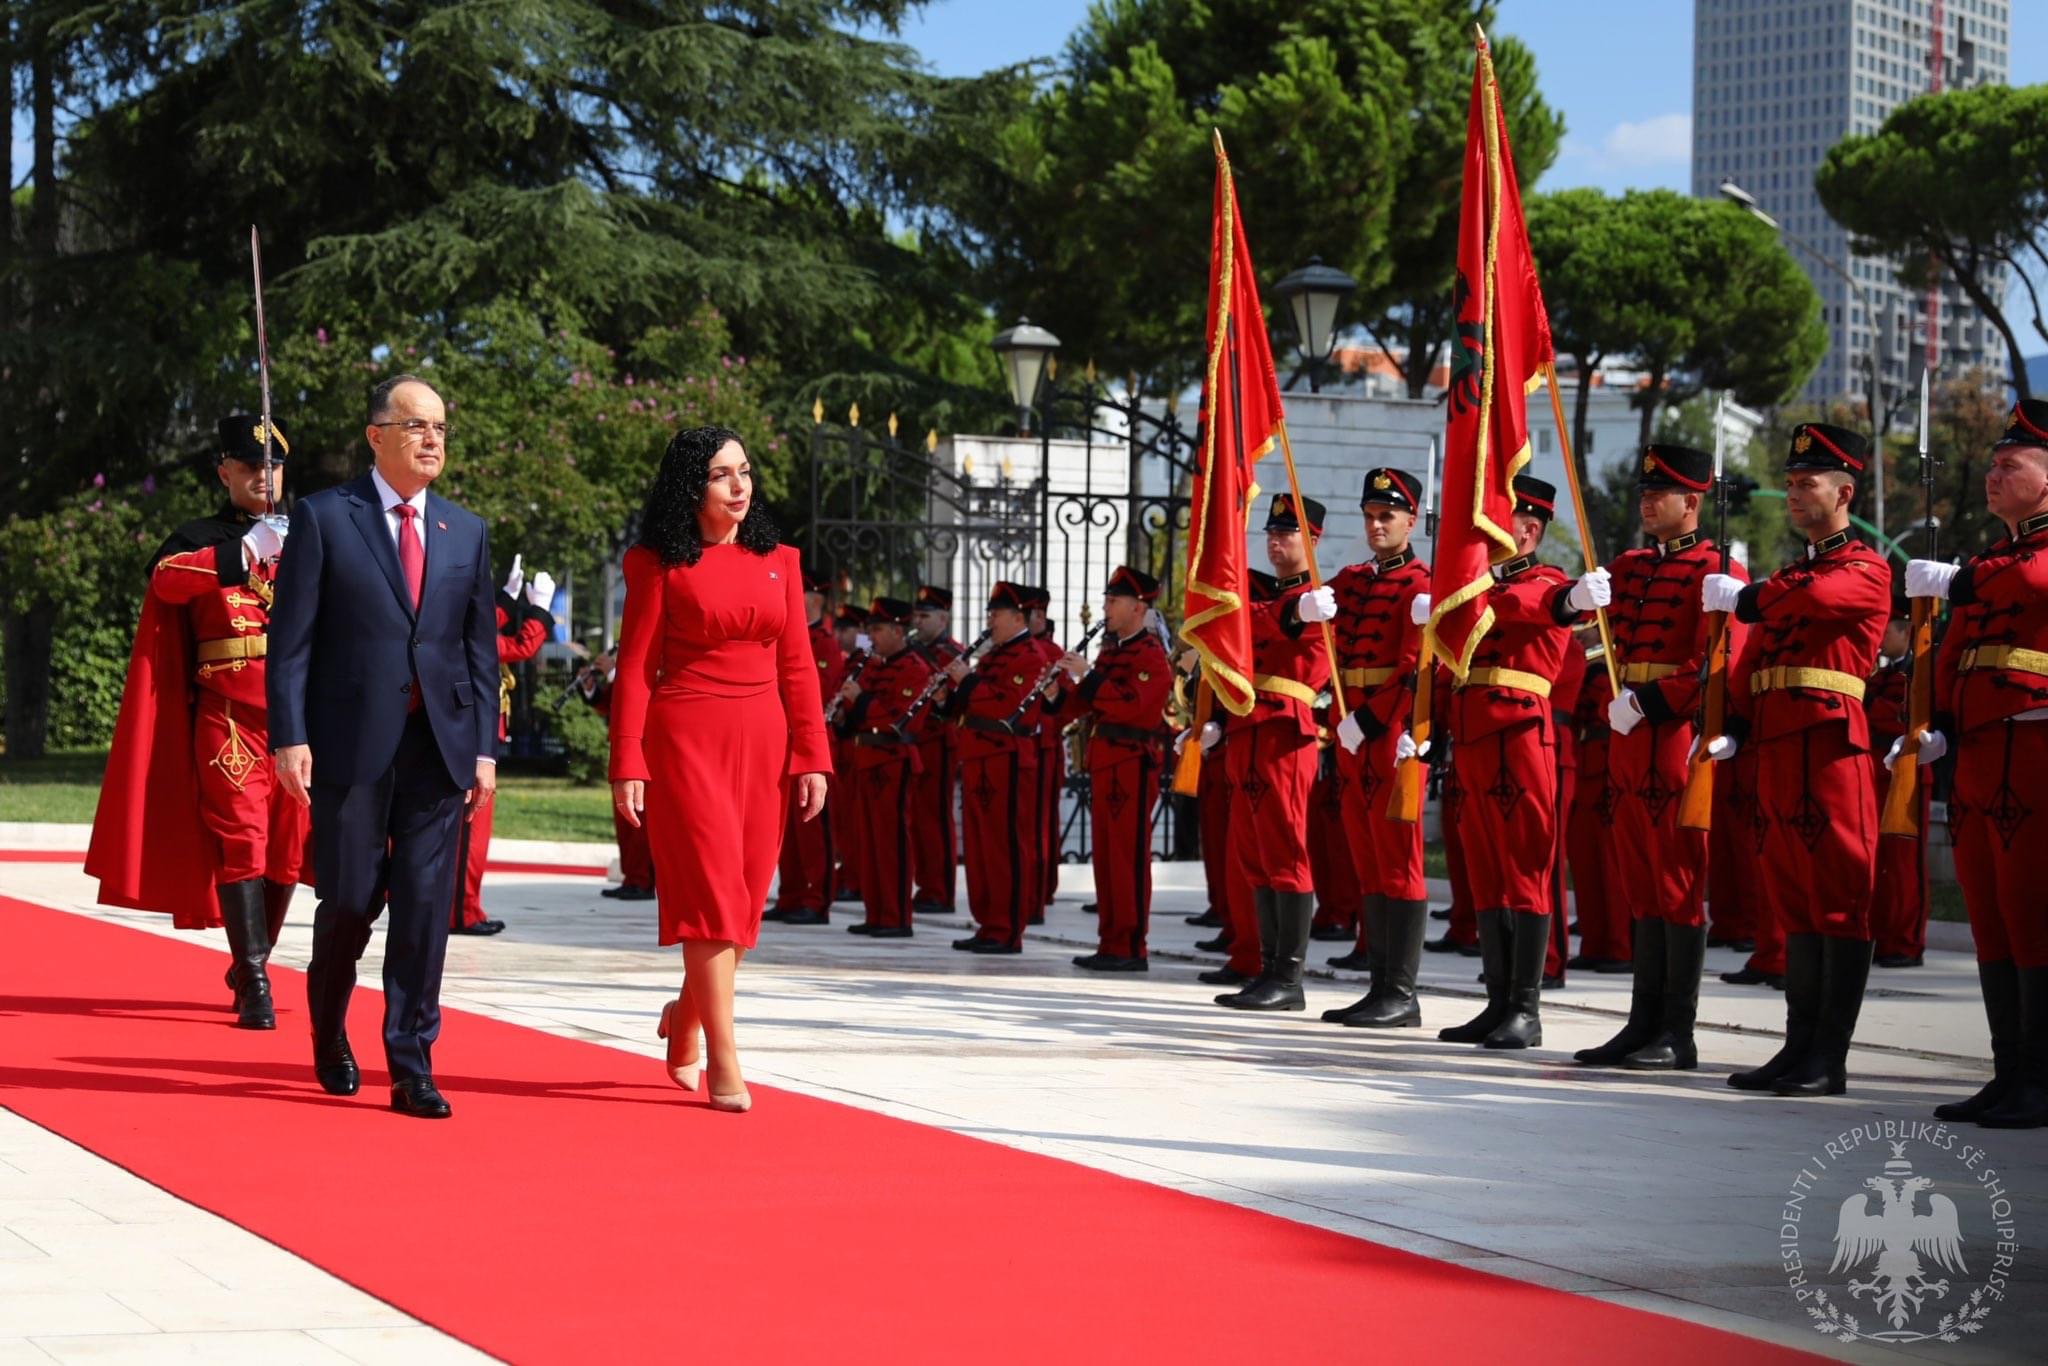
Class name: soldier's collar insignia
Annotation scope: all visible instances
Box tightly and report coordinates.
[2017,511,2048,538]
[1276,572,1310,590]
[1375,548,1414,573]
[1493,554,1535,580]
[1807,529,1852,558]
[1661,531,1700,556]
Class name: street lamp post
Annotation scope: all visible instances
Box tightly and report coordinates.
[1718,180,1888,534]
[1272,257,1358,393]
[991,318,1062,435]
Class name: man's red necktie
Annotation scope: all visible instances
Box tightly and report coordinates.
[395,504,424,711]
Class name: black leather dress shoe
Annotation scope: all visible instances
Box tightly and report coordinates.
[1193,933,1232,953]
[913,900,951,918]
[1327,950,1371,970]
[452,919,505,936]
[1197,966,1252,987]
[1721,965,1784,988]
[602,884,655,900]
[314,1040,360,1097]
[762,906,789,921]
[847,922,876,935]
[1874,953,1924,969]
[1073,953,1148,972]
[1185,909,1224,927]
[1309,923,1354,942]
[1081,902,1099,915]
[952,935,992,951]
[780,908,829,926]
[390,1077,452,1119]
[968,940,1021,955]
[864,925,913,939]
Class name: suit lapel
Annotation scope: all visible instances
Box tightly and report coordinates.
[345,474,417,621]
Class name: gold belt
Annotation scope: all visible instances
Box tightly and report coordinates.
[197,636,266,663]
[1748,665,1865,700]
[1252,673,1322,706]
[1457,667,1552,699]
[1620,662,1680,684]
[1959,645,2048,677]
[1339,666,1398,688]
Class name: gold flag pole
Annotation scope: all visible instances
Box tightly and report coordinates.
[1541,362,1620,695]
[1274,421,1347,720]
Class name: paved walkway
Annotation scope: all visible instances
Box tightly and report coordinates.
[1,832,2041,1363]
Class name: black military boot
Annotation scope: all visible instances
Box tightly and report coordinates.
[1439,910,1511,1042]
[1976,967,2048,1130]
[1622,922,1707,1070]
[1936,959,2021,1121]
[1322,896,1386,1023]
[1224,891,1309,1011]
[1214,890,1278,1006]
[217,880,275,1030]
[1483,911,1550,1049]
[1774,936,1873,1097]
[1730,932,1823,1091]
[1343,898,1426,1029]
[262,879,295,953]
[1574,918,1665,1066]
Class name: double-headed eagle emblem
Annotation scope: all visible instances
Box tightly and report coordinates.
[1829,1142,1967,1330]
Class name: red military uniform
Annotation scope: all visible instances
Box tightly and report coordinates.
[1547,636,1588,985]
[450,592,551,930]
[1863,652,1928,964]
[1567,660,1628,966]
[946,608,1045,951]
[837,608,933,933]
[1330,547,1431,912]
[1048,592,1173,965]
[910,604,965,914]
[1027,604,1067,914]
[773,611,847,919]
[1308,734,1362,938]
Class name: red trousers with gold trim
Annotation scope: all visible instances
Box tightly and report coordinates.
[1337,727,1426,903]
[1752,721,1874,941]
[774,776,835,912]
[1607,720,1707,928]
[195,693,306,886]
[1951,720,2048,968]
[1869,758,1929,960]
[961,746,1040,947]
[1449,719,1557,916]
[1568,738,1628,961]
[1223,721,1316,973]
[852,756,917,929]
[1089,745,1162,958]
[1309,759,1361,932]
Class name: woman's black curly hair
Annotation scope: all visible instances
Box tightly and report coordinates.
[636,425,781,567]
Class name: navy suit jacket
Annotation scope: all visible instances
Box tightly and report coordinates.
[267,472,497,789]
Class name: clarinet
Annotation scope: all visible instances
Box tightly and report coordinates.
[824,648,873,725]
[1011,621,1107,728]
[893,628,993,739]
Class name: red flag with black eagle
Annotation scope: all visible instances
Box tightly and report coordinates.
[1429,30,1555,678]
[1180,131,1286,716]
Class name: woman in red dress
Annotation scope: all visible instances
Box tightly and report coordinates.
[609,427,832,1111]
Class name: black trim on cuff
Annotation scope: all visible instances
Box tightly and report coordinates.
[1947,563,1978,607]
[496,589,522,619]
[1356,708,1388,742]
[1932,710,1957,739]
[1278,599,1308,639]
[524,604,556,635]
[1635,684,1678,726]
[1733,583,1764,624]
[1721,714,1750,745]
[216,541,250,588]
[1548,585,1579,626]
[1077,669,1107,704]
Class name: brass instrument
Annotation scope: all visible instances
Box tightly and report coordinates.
[893,627,994,739]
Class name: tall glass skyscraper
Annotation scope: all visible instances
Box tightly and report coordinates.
[1691,0,2011,406]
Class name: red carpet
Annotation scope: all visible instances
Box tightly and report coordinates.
[0,895,1814,1365]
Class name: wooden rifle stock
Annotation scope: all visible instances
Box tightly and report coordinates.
[1171,681,1213,797]
[1677,612,1730,831]
[1880,596,1936,836]
[1385,633,1433,825]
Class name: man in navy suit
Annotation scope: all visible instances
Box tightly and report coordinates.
[269,375,498,1118]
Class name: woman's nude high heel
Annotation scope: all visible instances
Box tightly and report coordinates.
[656,1000,702,1092]
[707,1087,752,1113]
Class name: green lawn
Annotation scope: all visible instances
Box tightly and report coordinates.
[0,749,614,842]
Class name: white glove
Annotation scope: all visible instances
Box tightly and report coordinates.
[1701,572,1744,614]
[1336,711,1365,753]
[502,553,524,598]
[1905,559,1959,601]
[525,571,555,608]
[1173,728,1192,756]
[1884,729,1948,770]
[1297,585,1338,623]
[1395,730,1430,762]
[1199,721,1222,752]
[854,632,873,653]
[1566,567,1612,612]
[1701,734,1738,763]
[1409,593,1432,627]
[242,520,286,566]
[1606,690,1645,737]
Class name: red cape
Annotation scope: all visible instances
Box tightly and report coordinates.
[85,591,221,929]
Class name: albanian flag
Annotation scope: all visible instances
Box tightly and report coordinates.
[1429,30,1555,678]
[1181,131,1286,716]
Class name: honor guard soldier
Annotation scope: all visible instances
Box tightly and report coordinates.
[1704,422,1890,1096]
[1190,570,1283,977]
[1323,468,1433,1028]
[943,583,1046,953]
[832,597,932,937]
[909,585,963,916]
[770,569,848,926]
[1022,584,1067,915]
[1899,398,2048,1128]
[1864,610,1929,968]
[1576,443,1745,1070]
[1043,566,1174,970]
[1201,493,1337,1012]
[1437,476,1611,1049]
[88,415,312,1029]
[449,557,555,936]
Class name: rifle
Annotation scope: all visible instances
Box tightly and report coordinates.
[1881,369,1940,836]
[1678,395,1733,831]
[248,227,284,529]
[1388,436,1439,825]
